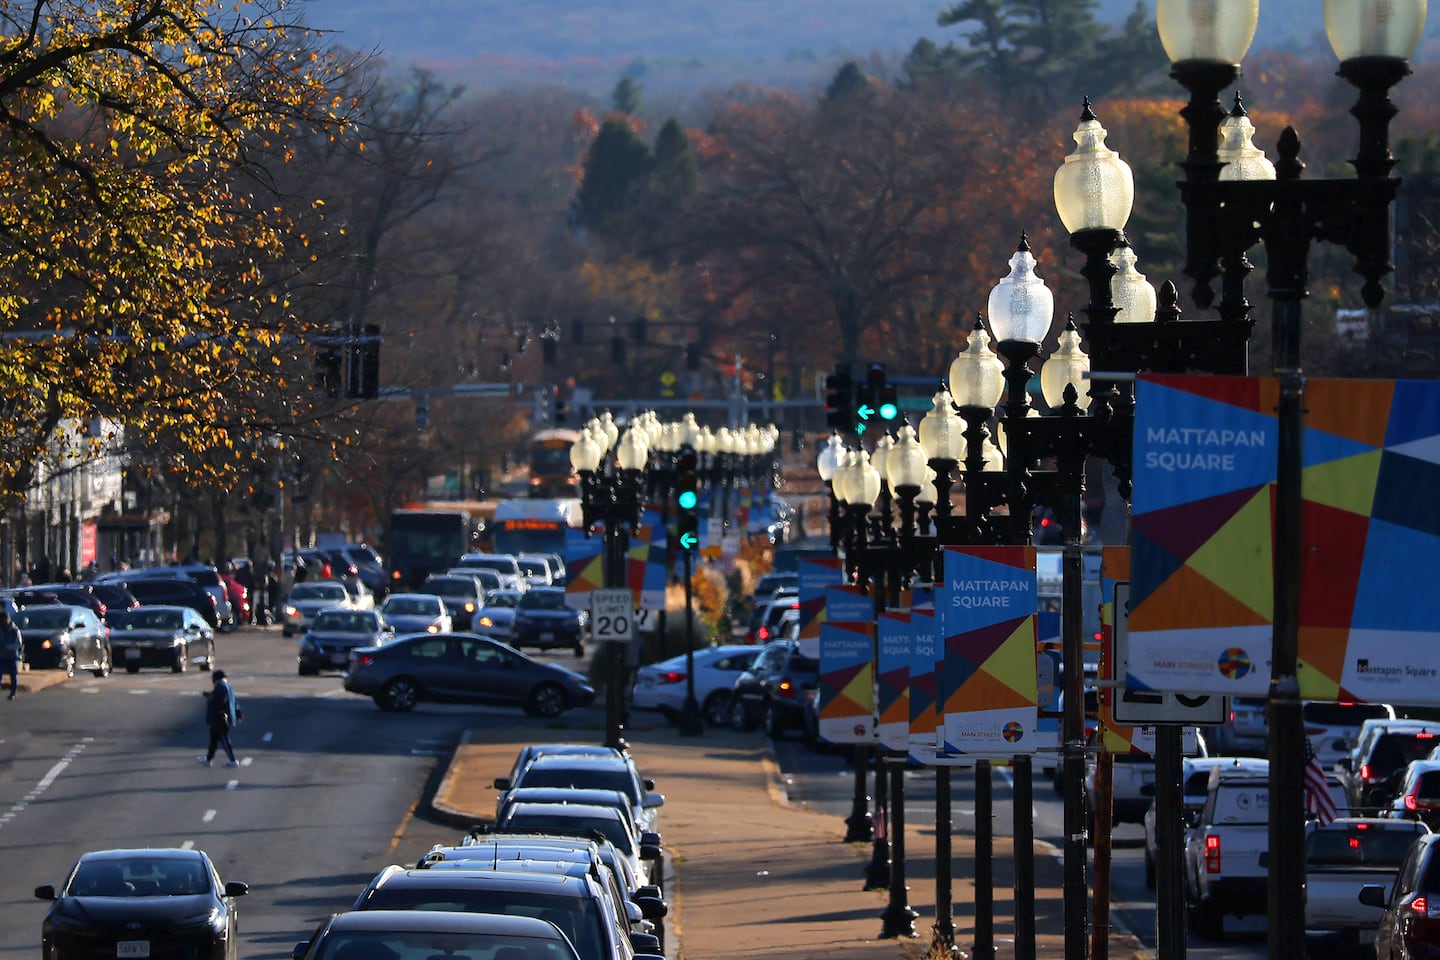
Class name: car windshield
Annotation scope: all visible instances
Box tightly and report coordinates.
[315,930,576,960]
[518,560,548,576]
[357,891,602,960]
[292,584,347,601]
[108,609,185,631]
[69,857,211,897]
[14,608,74,629]
[384,597,440,616]
[501,812,634,855]
[519,591,567,611]
[519,767,639,805]
[1304,702,1392,726]
[313,612,379,632]
[423,579,475,596]
[485,593,521,610]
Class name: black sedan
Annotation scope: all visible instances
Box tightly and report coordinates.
[36,848,247,960]
[343,632,595,716]
[295,910,583,960]
[299,608,393,675]
[106,605,216,673]
[513,586,588,656]
[13,605,112,677]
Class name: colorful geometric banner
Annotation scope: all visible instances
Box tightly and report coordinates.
[564,525,604,610]
[939,546,1038,757]
[1128,375,1279,696]
[818,619,875,743]
[1297,378,1440,703]
[877,612,911,752]
[909,607,941,765]
[797,555,844,658]
[625,522,668,611]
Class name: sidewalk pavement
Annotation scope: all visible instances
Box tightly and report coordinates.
[429,714,1149,960]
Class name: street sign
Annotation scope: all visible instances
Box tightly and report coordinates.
[1112,582,1228,726]
[590,588,635,644]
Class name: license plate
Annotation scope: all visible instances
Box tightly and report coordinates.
[117,942,149,958]
[331,653,348,665]
[540,632,555,642]
[125,648,140,660]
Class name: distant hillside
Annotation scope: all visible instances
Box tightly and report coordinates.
[293,0,1440,98]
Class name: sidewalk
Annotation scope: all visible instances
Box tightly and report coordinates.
[430,715,1148,960]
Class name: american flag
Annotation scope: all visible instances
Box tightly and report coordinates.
[1305,737,1339,825]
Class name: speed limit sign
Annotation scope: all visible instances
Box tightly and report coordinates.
[590,589,634,644]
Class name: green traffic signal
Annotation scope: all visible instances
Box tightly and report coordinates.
[878,400,898,421]
[677,489,698,510]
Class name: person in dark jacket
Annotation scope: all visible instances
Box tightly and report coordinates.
[197,670,240,767]
[0,610,21,700]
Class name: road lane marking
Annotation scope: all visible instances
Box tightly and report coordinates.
[241,757,253,766]
[262,732,274,743]
[226,780,238,790]
[1,740,87,831]
[181,840,195,850]
[203,809,217,822]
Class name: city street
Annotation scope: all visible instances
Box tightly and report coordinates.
[0,625,1268,960]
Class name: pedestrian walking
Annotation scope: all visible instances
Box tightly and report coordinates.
[197,670,241,767]
[0,609,21,700]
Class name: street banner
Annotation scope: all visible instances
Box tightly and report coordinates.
[797,555,844,658]
[877,611,911,752]
[818,619,875,743]
[625,519,668,611]
[908,599,943,765]
[564,525,604,610]
[1129,375,1279,696]
[825,584,873,625]
[1130,374,1440,704]
[1296,378,1440,703]
[940,545,1039,758]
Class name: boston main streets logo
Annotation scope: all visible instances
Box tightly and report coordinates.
[1002,721,1024,743]
[1217,648,1253,680]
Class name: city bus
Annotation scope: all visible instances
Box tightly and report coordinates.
[526,428,581,498]
[386,504,493,589]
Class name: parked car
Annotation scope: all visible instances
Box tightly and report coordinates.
[516,554,556,587]
[632,644,759,726]
[442,834,654,904]
[495,788,645,847]
[299,608,393,676]
[378,593,452,635]
[165,564,237,632]
[281,581,353,637]
[87,582,140,619]
[1384,758,1440,830]
[495,744,626,796]
[7,585,110,621]
[292,909,583,960]
[121,577,220,629]
[1362,831,1440,960]
[417,574,486,625]
[471,589,522,641]
[350,867,641,960]
[493,801,663,892]
[106,605,216,673]
[343,632,594,716]
[13,605,111,677]
[36,848,247,960]
[729,638,820,738]
[513,586,588,655]
[495,752,663,837]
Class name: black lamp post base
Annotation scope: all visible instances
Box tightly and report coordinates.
[863,846,890,891]
[677,695,704,736]
[879,902,919,939]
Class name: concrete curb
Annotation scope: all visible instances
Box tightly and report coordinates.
[428,728,482,830]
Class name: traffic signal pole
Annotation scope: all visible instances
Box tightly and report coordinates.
[675,443,704,737]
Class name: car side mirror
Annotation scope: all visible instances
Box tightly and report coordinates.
[634,884,663,902]
[643,792,665,809]
[634,895,667,920]
[34,884,56,900]
[1337,757,1352,772]
[640,843,662,861]
[493,777,511,791]
[224,881,248,897]
[1359,885,1389,908]
[641,830,662,847]
[291,941,310,960]
[629,933,662,954]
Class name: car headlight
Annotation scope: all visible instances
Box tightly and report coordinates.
[284,605,298,617]
[464,601,476,613]
[174,908,225,933]
[426,624,440,633]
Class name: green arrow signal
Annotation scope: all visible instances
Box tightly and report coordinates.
[679,531,698,550]
[856,404,875,420]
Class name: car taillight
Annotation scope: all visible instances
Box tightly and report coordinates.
[1408,795,1420,811]
[777,678,796,697]
[1205,835,1221,874]
[1361,763,1373,782]
[757,626,770,640]
[659,672,685,685]
[354,653,375,667]
[1406,895,1440,918]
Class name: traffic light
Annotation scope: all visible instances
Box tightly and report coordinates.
[315,349,341,398]
[857,363,897,432]
[824,364,855,432]
[345,323,381,399]
[676,444,699,551]
[685,342,701,371]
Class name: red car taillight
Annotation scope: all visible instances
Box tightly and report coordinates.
[1361,763,1373,782]
[658,671,685,685]
[354,653,375,667]
[1205,835,1222,874]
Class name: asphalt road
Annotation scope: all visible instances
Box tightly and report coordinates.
[0,625,608,960]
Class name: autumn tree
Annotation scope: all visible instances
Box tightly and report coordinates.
[0,0,362,511]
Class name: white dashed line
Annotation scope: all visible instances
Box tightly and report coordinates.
[128,689,150,695]
[203,809,217,823]
[181,840,195,850]
[262,732,274,743]
[226,780,238,790]
[240,757,253,766]
[1,740,87,832]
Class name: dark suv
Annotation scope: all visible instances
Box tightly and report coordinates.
[729,638,820,738]
[1347,722,1440,814]
[123,578,220,628]
[1363,831,1440,960]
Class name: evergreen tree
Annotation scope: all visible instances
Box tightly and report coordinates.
[575,119,653,238]
[823,62,872,107]
[613,77,643,115]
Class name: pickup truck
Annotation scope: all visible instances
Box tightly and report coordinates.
[1303,817,1429,949]
[1186,768,1348,940]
